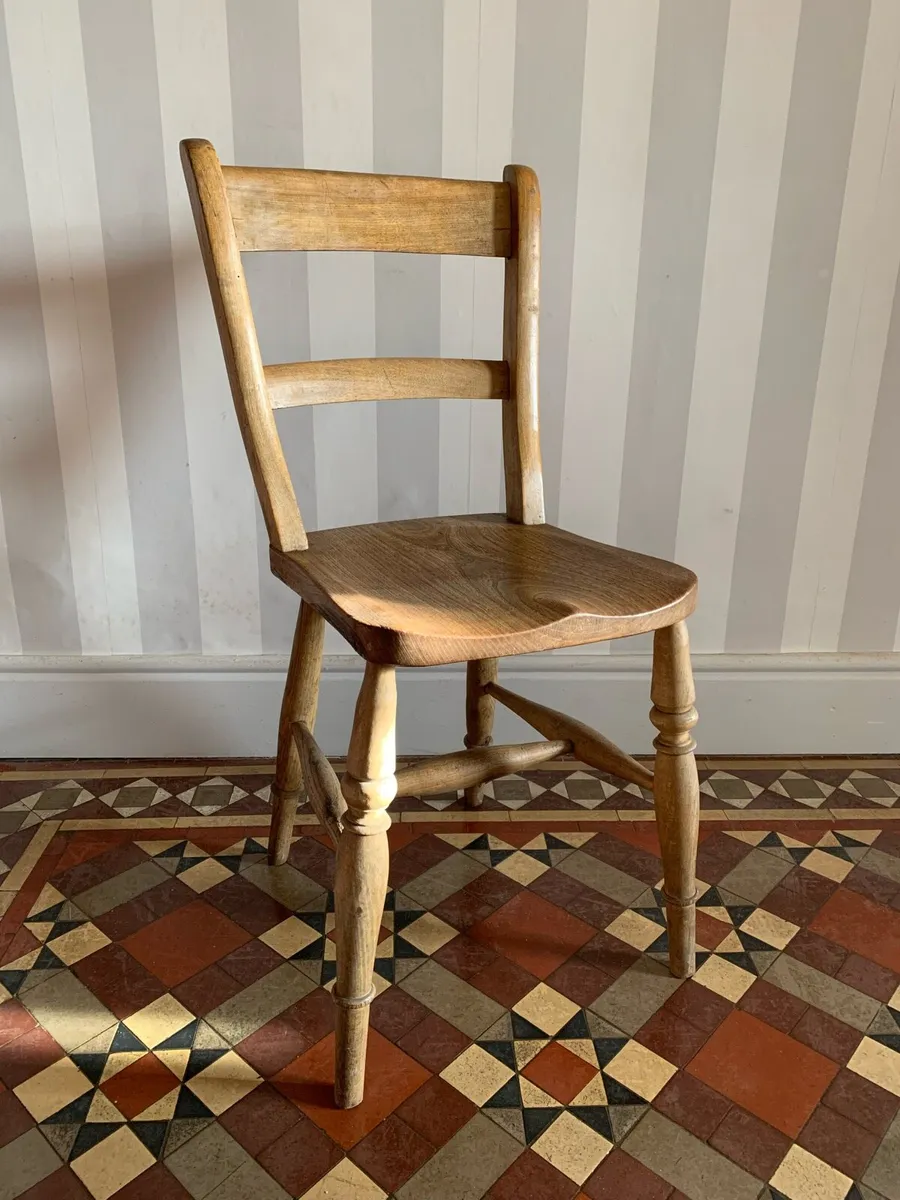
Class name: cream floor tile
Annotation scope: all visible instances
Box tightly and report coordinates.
[738,908,799,950]
[134,1086,180,1121]
[769,1144,852,1200]
[259,915,321,958]
[124,994,194,1049]
[604,1040,676,1101]
[532,1111,612,1184]
[570,1073,608,1105]
[513,984,580,1036]
[694,953,755,1002]
[606,909,663,952]
[50,922,111,965]
[848,1037,900,1098]
[71,1125,156,1200]
[400,913,458,955]
[801,849,854,882]
[494,852,549,885]
[440,1044,514,1107]
[15,1056,93,1121]
[185,1050,260,1114]
[100,1052,144,1084]
[300,1159,387,1199]
[179,858,234,893]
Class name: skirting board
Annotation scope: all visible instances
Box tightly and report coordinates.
[0,652,897,758]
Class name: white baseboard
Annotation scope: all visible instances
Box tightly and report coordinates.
[0,652,898,758]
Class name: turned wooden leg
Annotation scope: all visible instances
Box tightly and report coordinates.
[463,658,497,809]
[269,602,325,866]
[649,621,699,979]
[334,662,397,1108]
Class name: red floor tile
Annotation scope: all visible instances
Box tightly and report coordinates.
[488,1147,580,1199]
[349,1112,434,1192]
[0,1026,64,1089]
[370,986,431,1042]
[273,1029,430,1149]
[653,1070,732,1140]
[797,1102,880,1179]
[834,951,899,1001]
[0,999,37,1048]
[71,943,167,1019]
[791,1007,862,1066]
[257,1111,343,1196]
[122,898,253,986]
[0,1087,33,1149]
[708,1105,792,1180]
[822,1067,900,1137]
[218,1082,301,1157]
[395,1076,478,1148]
[397,1011,472,1073]
[661,978,733,1034]
[100,1051,180,1119]
[738,978,807,1034]
[581,1148,672,1200]
[111,1162,191,1199]
[687,1010,839,1137]
[545,957,611,1008]
[468,954,540,1007]
[469,891,595,979]
[521,1041,598,1105]
[695,909,733,951]
[811,888,900,973]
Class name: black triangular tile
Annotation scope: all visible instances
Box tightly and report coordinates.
[647,932,670,955]
[736,931,774,954]
[545,834,573,850]
[718,951,758,975]
[466,835,491,852]
[788,848,811,864]
[759,833,784,849]
[555,1010,591,1041]
[33,946,65,971]
[601,1071,645,1107]
[511,1013,547,1041]
[633,907,667,928]
[244,838,269,857]
[393,909,424,932]
[46,920,88,941]
[698,886,723,907]
[724,905,755,926]
[300,912,327,934]
[820,845,853,862]
[522,1107,559,1144]
[393,936,426,959]
[157,1020,198,1052]
[479,1040,518,1071]
[132,1120,169,1159]
[834,832,865,848]
[173,1088,215,1121]
[44,1091,94,1125]
[157,842,188,858]
[592,1037,629,1068]
[489,850,515,866]
[872,1033,900,1054]
[214,856,244,874]
[568,1104,613,1141]
[0,970,26,995]
[321,961,337,986]
[524,849,552,866]
[29,901,63,923]
[374,958,395,983]
[110,1024,147,1054]
[484,1076,522,1109]
[184,1047,228,1082]
[293,937,326,961]
[70,1053,108,1086]
[70,1121,120,1160]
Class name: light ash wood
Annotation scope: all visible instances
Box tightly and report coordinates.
[485,682,655,790]
[223,165,511,256]
[293,721,346,849]
[272,514,697,667]
[269,602,324,866]
[181,139,306,552]
[650,621,700,979]
[334,663,397,1109]
[265,358,508,408]
[395,740,569,798]
[464,659,498,808]
[502,165,544,525]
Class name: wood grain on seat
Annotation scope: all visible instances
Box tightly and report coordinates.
[271,514,697,667]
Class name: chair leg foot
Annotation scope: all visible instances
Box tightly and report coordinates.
[269,602,325,867]
[333,663,396,1109]
[650,622,700,980]
[463,659,498,810]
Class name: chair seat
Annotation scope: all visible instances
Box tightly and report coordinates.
[271,514,697,667]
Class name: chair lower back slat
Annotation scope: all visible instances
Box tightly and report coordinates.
[264,357,509,408]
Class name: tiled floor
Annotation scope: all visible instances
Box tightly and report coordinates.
[1,761,900,1197]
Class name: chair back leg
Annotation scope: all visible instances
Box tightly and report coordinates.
[463,658,498,808]
[334,662,397,1108]
[269,602,325,866]
[650,621,700,978]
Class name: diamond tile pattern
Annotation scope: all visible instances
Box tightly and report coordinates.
[2,801,900,1197]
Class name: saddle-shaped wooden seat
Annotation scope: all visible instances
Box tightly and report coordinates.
[273,513,697,667]
[182,139,701,1114]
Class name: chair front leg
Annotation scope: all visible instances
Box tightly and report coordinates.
[269,602,325,866]
[334,661,397,1108]
[463,658,498,808]
[650,621,700,979]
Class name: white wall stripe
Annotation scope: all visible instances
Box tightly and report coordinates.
[438,0,478,517]
[676,0,800,654]
[152,0,261,655]
[559,0,659,552]
[783,0,900,652]
[467,0,515,516]
[299,0,377,539]
[5,0,140,654]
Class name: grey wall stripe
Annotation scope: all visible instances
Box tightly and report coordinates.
[726,0,871,651]
[80,0,201,653]
[618,0,729,568]
[0,7,80,653]
[511,0,589,525]
[372,0,443,523]
[839,263,900,650]
[227,0,315,652]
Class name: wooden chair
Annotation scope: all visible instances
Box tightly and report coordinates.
[181,140,700,1110]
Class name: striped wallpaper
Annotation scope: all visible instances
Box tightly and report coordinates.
[1,0,899,663]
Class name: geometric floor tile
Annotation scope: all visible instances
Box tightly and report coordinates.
[3,802,900,1198]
